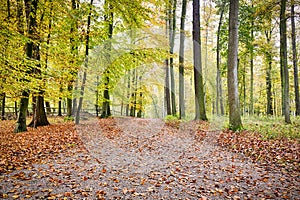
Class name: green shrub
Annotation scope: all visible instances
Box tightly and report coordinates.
[64,116,74,122]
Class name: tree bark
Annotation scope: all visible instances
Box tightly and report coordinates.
[28,94,50,128]
[58,97,62,116]
[216,2,225,116]
[193,0,207,121]
[130,69,136,117]
[227,0,242,130]
[178,0,187,119]
[249,3,254,115]
[1,93,6,120]
[68,0,79,118]
[280,0,291,123]
[126,71,130,116]
[164,59,171,115]
[164,10,171,116]
[100,1,113,118]
[291,0,300,116]
[265,30,273,115]
[15,0,38,132]
[169,0,177,116]
[75,0,93,124]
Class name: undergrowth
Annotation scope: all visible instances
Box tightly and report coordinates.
[242,116,300,140]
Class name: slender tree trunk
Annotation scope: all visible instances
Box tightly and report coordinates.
[179,0,187,119]
[280,0,291,123]
[243,62,246,115]
[130,69,136,117]
[193,0,207,121]
[126,71,130,116]
[137,76,143,118]
[72,80,78,116]
[216,3,225,116]
[265,31,273,115]
[169,0,177,116]
[101,1,113,118]
[227,0,242,130]
[249,3,254,115]
[165,59,171,115]
[68,0,79,117]
[58,97,62,116]
[95,75,99,117]
[164,10,171,116]
[1,93,6,120]
[75,0,93,124]
[45,101,51,115]
[291,0,300,116]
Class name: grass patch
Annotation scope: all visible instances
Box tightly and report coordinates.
[242,116,300,140]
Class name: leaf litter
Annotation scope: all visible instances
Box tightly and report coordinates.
[0,117,299,199]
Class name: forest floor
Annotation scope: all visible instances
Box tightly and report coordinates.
[0,117,299,199]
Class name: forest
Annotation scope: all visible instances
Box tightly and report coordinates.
[0,0,299,129]
[0,0,300,199]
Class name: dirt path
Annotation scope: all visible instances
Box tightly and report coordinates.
[1,118,299,199]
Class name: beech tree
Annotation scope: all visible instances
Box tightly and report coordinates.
[193,0,207,121]
[15,0,39,132]
[280,0,290,123]
[227,0,242,130]
[290,0,300,116]
[178,0,187,119]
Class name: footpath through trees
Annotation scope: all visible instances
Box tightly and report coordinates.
[0,118,299,199]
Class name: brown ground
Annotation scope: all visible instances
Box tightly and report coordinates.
[0,117,299,199]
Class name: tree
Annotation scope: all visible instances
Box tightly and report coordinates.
[216,0,226,116]
[169,0,177,116]
[280,0,290,123]
[178,0,187,119]
[291,0,300,116]
[75,0,93,124]
[68,0,79,118]
[28,0,51,128]
[100,1,113,118]
[193,0,207,121]
[15,0,39,132]
[227,0,242,130]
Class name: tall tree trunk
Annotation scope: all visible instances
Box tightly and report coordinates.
[126,70,130,116]
[280,0,291,123]
[249,3,254,115]
[130,69,136,117]
[265,30,273,115]
[193,0,207,121]
[216,2,225,116]
[68,0,79,117]
[137,76,143,118]
[227,0,242,130]
[179,0,187,119]
[291,0,300,116]
[15,0,39,132]
[169,0,177,116]
[1,93,6,120]
[164,10,171,116]
[58,97,62,116]
[72,79,78,116]
[75,0,93,124]
[165,59,171,115]
[95,75,99,117]
[101,1,113,118]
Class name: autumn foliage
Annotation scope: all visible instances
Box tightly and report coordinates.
[218,130,300,171]
[0,120,81,174]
